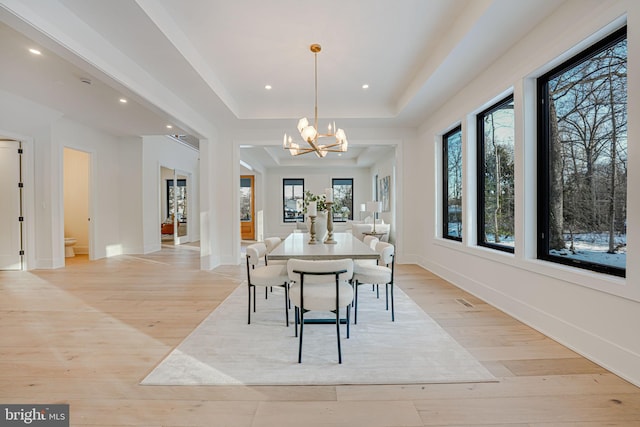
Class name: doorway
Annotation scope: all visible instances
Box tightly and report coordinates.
[0,140,23,270]
[161,167,190,245]
[240,175,255,240]
[63,147,91,261]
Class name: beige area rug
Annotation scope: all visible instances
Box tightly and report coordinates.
[141,283,498,386]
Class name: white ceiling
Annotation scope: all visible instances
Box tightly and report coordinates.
[0,0,566,168]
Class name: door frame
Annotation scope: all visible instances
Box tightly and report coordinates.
[240,175,255,240]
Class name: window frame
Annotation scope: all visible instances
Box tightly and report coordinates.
[442,125,463,242]
[476,95,515,254]
[331,178,353,223]
[282,178,304,223]
[537,26,627,278]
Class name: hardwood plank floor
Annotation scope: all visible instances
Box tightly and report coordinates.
[1,246,639,426]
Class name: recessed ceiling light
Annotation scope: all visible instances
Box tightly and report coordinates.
[28,48,41,55]
[119,98,127,103]
[166,125,173,129]
[362,84,369,89]
[265,85,272,90]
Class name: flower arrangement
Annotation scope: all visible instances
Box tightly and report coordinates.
[302,190,329,213]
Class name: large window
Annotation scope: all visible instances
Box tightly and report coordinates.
[477,96,515,252]
[538,27,627,277]
[443,126,463,241]
[331,178,353,222]
[283,178,304,223]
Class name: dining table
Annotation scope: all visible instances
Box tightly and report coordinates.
[267,231,379,261]
[267,231,378,325]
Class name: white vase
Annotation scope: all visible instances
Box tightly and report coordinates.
[306,211,328,242]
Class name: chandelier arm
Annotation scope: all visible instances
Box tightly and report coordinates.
[306,139,324,156]
[317,142,343,149]
[292,149,315,156]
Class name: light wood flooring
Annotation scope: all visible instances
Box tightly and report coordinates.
[1,246,639,426]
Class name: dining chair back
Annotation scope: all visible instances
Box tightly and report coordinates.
[246,242,290,326]
[264,237,285,265]
[352,242,395,324]
[287,258,354,363]
[363,235,379,249]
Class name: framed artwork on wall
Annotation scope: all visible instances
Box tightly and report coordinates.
[379,175,390,212]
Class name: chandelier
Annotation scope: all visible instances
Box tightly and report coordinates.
[283,44,348,157]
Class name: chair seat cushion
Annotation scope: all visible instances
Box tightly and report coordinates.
[353,265,391,285]
[251,265,289,287]
[289,281,353,311]
[353,259,377,273]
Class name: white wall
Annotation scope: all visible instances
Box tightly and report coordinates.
[412,0,640,385]
[0,88,202,266]
[54,118,123,262]
[263,166,373,239]
[118,136,144,254]
[141,135,200,253]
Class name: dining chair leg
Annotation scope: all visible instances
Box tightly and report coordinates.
[390,283,395,322]
[252,286,256,313]
[351,280,355,307]
[247,285,251,324]
[284,283,289,327]
[335,305,342,364]
[346,305,351,339]
[354,281,359,325]
[298,308,304,363]
[385,283,389,310]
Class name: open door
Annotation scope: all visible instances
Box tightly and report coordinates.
[240,175,255,240]
[63,147,91,261]
[162,167,190,245]
[0,140,22,270]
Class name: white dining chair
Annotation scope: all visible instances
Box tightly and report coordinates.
[246,242,290,326]
[354,236,379,296]
[264,237,284,264]
[287,258,354,363]
[352,242,395,324]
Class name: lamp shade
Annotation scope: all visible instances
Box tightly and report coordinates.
[360,203,366,212]
[301,125,317,142]
[297,117,309,133]
[366,201,382,213]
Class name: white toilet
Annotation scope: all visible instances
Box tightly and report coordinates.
[64,238,77,258]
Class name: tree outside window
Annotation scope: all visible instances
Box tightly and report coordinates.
[477,96,515,252]
[331,178,353,222]
[538,27,627,277]
[443,126,463,241]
